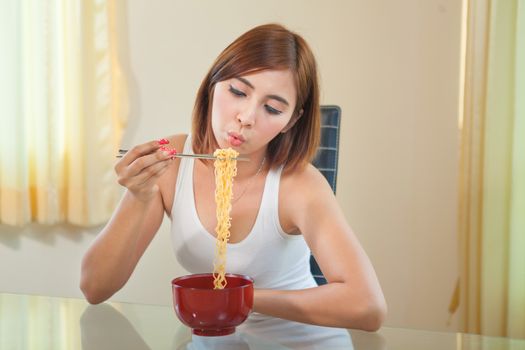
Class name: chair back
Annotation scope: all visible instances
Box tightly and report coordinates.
[310,105,341,285]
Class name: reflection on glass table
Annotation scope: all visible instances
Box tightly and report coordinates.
[1,292,525,350]
[81,302,353,350]
[80,304,151,350]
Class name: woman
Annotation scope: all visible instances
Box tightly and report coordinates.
[80,23,387,331]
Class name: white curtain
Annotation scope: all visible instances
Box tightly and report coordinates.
[0,0,128,226]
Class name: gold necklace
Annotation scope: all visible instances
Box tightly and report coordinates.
[232,157,266,204]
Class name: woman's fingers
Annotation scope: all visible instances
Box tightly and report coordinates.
[116,157,172,201]
[114,139,176,202]
[135,161,172,189]
[117,140,161,167]
[128,157,172,188]
[125,148,171,177]
[115,139,173,177]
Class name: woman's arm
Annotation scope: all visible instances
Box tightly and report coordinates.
[253,165,387,330]
[80,140,173,304]
[80,190,165,304]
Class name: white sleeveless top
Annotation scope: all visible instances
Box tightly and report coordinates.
[170,136,353,346]
[170,136,317,291]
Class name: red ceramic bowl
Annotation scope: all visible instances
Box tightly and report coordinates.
[171,273,254,336]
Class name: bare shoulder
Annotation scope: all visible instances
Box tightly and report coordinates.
[279,163,335,233]
[281,163,334,198]
[165,134,188,151]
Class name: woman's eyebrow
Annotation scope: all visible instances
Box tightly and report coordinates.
[235,77,290,106]
[236,77,254,89]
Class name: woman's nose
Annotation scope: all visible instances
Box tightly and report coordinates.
[237,108,256,127]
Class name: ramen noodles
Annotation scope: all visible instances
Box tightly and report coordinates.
[212,148,239,289]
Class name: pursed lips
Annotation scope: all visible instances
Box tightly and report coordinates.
[227,131,245,146]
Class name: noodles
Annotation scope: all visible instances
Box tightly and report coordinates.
[212,148,239,289]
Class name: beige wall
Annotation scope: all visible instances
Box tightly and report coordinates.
[0,0,462,332]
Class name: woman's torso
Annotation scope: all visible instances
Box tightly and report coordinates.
[168,135,317,291]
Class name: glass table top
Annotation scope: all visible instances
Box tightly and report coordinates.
[1,292,524,350]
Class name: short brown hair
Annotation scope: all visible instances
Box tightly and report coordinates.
[192,23,320,171]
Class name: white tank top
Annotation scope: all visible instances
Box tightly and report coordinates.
[170,136,317,291]
[170,137,353,345]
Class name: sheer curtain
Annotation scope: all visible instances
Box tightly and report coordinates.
[0,0,127,226]
[458,0,525,338]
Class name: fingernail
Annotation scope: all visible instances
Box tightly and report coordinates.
[168,149,177,155]
[158,138,169,145]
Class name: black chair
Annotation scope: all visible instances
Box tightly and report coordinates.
[310,105,341,285]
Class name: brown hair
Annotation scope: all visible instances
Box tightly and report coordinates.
[191,23,320,171]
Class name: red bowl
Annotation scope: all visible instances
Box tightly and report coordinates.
[171,273,254,336]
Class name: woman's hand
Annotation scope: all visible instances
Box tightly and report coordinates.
[114,139,175,202]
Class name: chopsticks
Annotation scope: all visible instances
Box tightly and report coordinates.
[116,149,249,161]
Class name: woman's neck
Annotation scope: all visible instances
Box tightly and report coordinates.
[235,153,266,181]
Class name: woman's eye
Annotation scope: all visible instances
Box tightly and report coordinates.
[228,85,246,97]
[265,105,282,115]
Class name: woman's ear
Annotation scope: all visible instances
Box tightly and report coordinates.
[281,109,304,133]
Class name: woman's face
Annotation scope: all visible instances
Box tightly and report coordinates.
[210,69,298,156]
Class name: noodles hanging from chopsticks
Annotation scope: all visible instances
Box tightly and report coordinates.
[212,148,239,289]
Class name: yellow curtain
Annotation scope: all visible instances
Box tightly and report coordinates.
[458,0,525,338]
[0,0,127,226]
